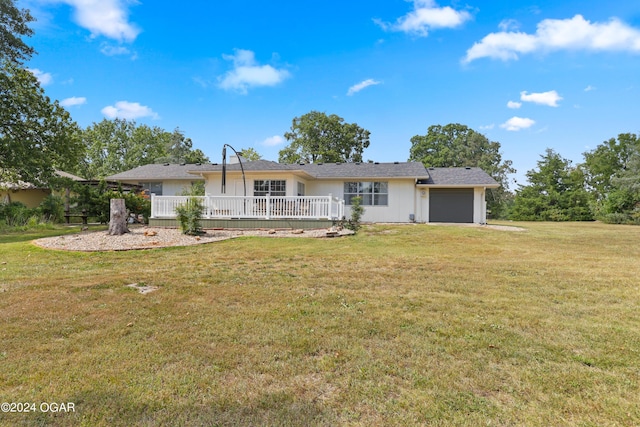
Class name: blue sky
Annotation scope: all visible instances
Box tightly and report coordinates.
[20,0,640,187]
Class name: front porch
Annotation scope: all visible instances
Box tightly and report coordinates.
[149,195,345,229]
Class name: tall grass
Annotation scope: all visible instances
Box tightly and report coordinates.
[0,222,639,426]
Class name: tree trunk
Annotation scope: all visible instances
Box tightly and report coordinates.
[108,198,129,235]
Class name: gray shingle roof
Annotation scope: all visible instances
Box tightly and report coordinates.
[417,167,499,187]
[297,162,429,178]
[195,159,295,172]
[1,170,85,189]
[106,162,499,187]
[106,163,211,181]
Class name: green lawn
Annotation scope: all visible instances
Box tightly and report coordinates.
[1,222,639,426]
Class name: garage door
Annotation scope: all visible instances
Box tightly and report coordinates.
[429,188,474,223]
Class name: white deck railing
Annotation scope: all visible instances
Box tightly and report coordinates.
[151,195,345,220]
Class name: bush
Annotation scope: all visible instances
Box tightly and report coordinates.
[38,195,65,223]
[0,202,35,226]
[175,198,204,235]
[0,201,54,230]
[344,196,364,233]
[71,182,150,224]
[599,212,630,224]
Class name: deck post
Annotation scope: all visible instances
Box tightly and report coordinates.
[266,194,271,219]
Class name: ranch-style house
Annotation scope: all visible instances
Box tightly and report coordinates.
[106,159,499,228]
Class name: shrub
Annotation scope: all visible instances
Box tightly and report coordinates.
[0,202,35,227]
[38,195,65,223]
[344,196,364,233]
[0,202,54,230]
[599,212,630,224]
[71,182,150,224]
[175,198,204,235]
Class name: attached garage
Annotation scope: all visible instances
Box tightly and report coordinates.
[429,188,474,223]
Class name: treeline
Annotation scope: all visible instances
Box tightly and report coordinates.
[510,134,640,224]
[72,119,209,180]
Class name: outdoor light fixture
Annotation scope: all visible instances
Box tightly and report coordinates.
[221,144,247,197]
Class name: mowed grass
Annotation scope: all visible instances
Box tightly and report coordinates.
[1,222,639,426]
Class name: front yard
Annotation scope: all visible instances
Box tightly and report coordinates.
[1,222,639,426]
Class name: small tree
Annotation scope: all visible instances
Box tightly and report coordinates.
[345,196,364,232]
[175,198,204,235]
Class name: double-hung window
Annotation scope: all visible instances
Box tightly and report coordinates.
[140,182,163,196]
[344,181,388,206]
[253,180,286,196]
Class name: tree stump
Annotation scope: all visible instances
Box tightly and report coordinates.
[108,198,129,235]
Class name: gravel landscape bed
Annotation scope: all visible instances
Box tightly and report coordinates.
[33,226,352,252]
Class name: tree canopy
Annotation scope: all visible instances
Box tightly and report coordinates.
[279,111,370,164]
[582,133,640,222]
[1,1,82,186]
[510,148,592,221]
[408,123,515,218]
[238,147,262,161]
[0,0,34,64]
[76,119,209,179]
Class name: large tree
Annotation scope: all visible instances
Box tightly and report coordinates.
[408,123,515,218]
[582,133,639,200]
[77,119,209,179]
[279,111,370,164]
[1,0,82,186]
[510,148,592,221]
[154,127,209,165]
[238,147,262,161]
[0,0,34,63]
[581,133,640,222]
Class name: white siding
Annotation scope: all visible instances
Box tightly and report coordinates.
[473,187,487,224]
[308,179,417,223]
[114,179,199,196]
[162,180,199,196]
[204,173,303,197]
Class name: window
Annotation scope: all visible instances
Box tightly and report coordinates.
[253,180,286,196]
[344,181,388,206]
[140,182,163,196]
[297,182,306,196]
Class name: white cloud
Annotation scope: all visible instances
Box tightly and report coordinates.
[55,0,140,42]
[464,14,640,63]
[500,116,535,131]
[100,43,133,57]
[101,101,158,120]
[376,0,471,37]
[479,124,495,130]
[60,96,87,107]
[520,90,562,107]
[218,49,291,94]
[28,68,53,85]
[498,19,520,32]
[584,85,596,92]
[347,79,382,96]
[262,135,285,147]
[507,100,522,109]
